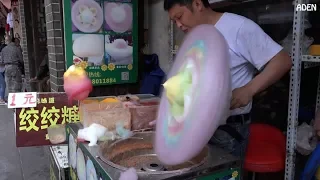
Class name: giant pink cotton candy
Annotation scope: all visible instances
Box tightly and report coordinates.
[63,68,93,103]
[154,25,231,165]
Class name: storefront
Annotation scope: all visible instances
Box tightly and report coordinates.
[10,0,242,179]
[10,0,320,179]
[12,0,144,95]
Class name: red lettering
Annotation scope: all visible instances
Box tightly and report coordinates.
[10,94,16,106]
[23,94,36,105]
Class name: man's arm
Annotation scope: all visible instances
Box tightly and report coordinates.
[36,64,49,80]
[246,50,292,96]
[236,18,292,96]
[230,17,292,109]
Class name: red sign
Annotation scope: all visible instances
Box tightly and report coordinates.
[15,93,79,147]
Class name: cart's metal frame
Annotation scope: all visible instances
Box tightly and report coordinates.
[168,0,320,179]
[285,1,304,179]
[287,0,320,179]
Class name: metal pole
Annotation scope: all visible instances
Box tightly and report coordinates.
[285,0,305,179]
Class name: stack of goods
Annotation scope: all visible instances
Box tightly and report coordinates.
[306,9,320,55]
[119,95,160,130]
[79,94,159,131]
[79,96,130,130]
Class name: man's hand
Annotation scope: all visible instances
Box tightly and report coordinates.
[230,85,253,110]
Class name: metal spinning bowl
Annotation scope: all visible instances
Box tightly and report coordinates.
[98,132,208,175]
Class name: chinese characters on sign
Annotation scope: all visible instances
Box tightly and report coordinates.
[18,105,79,132]
[15,93,79,147]
[8,92,37,109]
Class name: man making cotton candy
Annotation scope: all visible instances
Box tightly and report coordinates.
[161,0,292,159]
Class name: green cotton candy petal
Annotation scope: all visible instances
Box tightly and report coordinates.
[170,102,185,117]
[98,131,116,141]
[116,121,133,139]
[180,68,193,96]
[169,66,193,117]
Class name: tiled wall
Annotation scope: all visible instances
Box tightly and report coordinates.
[18,0,31,91]
[44,0,64,92]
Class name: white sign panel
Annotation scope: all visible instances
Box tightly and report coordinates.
[7,92,37,109]
[51,145,69,168]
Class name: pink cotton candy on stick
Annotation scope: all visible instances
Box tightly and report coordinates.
[63,65,93,103]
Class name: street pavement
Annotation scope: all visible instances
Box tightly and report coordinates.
[0,105,49,180]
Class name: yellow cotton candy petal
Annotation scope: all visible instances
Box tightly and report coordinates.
[101,98,119,103]
[64,65,87,78]
[163,74,183,103]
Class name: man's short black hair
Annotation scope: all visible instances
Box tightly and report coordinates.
[164,0,210,11]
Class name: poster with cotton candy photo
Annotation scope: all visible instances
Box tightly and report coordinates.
[104,1,133,33]
[70,0,133,34]
[70,0,133,66]
[72,34,105,66]
[65,0,138,86]
[71,0,104,33]
[105,34,133,65]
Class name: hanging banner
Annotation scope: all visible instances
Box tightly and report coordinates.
[15,93,79,147]
[63,0,138,86]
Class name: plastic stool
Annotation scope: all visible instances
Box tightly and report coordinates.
[244,123,286,179]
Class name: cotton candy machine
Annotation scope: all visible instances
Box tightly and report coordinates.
[67,123,241,180]
[98,132,208,175]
